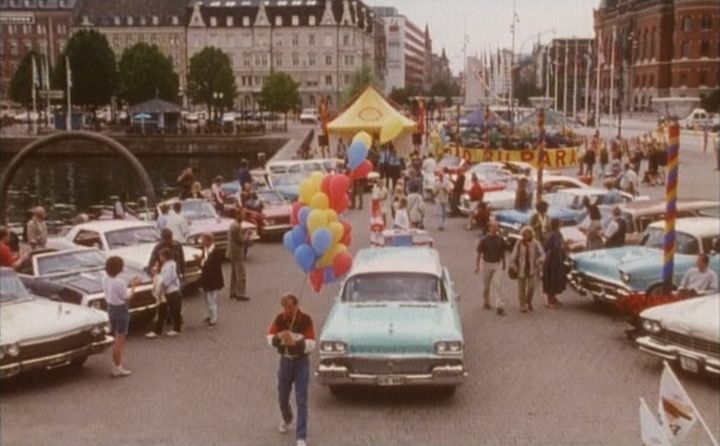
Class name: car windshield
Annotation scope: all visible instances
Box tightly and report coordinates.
[106,226,160,248]
[271,174,303,187]
[268,165,289,174]
[546,192,583,209]
[642,228,700,255]
[0,270,33,303]
[342,273,445,303]
[181,201,217,220]
[257,191,287,205]
[36,249,106,276]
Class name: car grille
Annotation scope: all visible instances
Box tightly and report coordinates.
[652,330,720,357]
[213,231,229,244]
[2,330,94,364]
[569,271,630,298]
[129,289,157,310]
[333,357,461,375]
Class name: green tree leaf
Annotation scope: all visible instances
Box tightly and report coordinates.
[187,46,237,110]
[258,72,300,114]
[118,42,179,105]
[9,51,39,107]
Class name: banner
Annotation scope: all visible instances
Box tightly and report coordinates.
[658,362,698,445]
[640,397,671,446]
[447,146,580,168]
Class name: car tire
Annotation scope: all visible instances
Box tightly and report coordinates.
[329,385,347,397]
[646,283,672,296]
[70,355,88,368]
[437,385,457,398]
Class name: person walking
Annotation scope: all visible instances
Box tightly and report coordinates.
[475,221,507,315]
[145,248,182,338]
[227,208,249,301]
[237,159,252,189]
[103,256,141,377]
[529,201,550,244]
[619,163,638,196]
[466,174,485,230]
[714,129,720,171]
[406,184,425,229]
[433,170,452,231]
[198,233,224,327]
[604,206,627,248]
[26,206,48,250]
[583,205,604,250]
[211,176,226,215]
[509,226,545,313]
[543,218,567,308]
[451,170,466,216]
[266,294,316,446]
[393,197,411,230]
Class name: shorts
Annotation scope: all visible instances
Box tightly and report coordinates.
[108,304,130,335]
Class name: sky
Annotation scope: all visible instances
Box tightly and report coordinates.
[364,0,598,73]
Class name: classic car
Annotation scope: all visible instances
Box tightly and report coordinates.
[266,158,348,200]
[17,247,157,316]
[561,198,720,252]
[299,108,318,124]
[316,247,465,395]
[53,220,202,285]
[422,155,463,199]
[242,189,293,239]
[0,267,113,379]
[635,294,720,375]
[370,229,435,248]
[568,217,720,303]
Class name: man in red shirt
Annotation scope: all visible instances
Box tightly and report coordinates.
[467,174,485,230]
[0,227,27,270]
[266,294,315,446]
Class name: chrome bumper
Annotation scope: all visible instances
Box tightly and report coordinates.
[316,363,467,386]
[635,335,720,375]
[567,271,631,302]
[0,336,114,379]
[262,223,292,236]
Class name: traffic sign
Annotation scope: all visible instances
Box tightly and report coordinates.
[38,90,64,100]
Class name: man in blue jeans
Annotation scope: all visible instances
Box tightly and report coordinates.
[266,294,316,446]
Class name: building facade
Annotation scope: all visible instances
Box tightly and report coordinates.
[594,0,720,112]
[74,0,189,105]
[186,0,375,112]
[0,0,75,100]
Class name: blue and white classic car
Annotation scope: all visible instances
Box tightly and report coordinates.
[568,217,720,302]
[316,247,465,396]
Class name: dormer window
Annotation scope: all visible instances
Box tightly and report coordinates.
[114,16,120,25]
[275,16,283,26]
[242,16,250,26]
[227,16,234,26]
[292,15,299,26]
[308,15,316,26]
[81,15,90,25]
[210,16,217,27]
[152,16,159,25]
[172,16,179,25]
[140,16,146,25]
[127,16,134,26]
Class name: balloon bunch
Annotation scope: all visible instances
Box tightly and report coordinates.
[347,131,374,180]
[283,171,354,293]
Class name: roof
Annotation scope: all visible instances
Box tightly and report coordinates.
[129,98,183,114]
[610,199,720,216]
[73,220,155,232]
[648,217,720,237]
[349,247,443,278]
[76,0,188,26]
[327,86,417,136]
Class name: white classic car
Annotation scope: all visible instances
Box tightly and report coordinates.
[635,294,720,375]
[0,267,113,379]
[51,220,202,285]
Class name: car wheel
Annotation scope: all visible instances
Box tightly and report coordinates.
[329,385,347,397]
[70,355,88,368]
[646,284,670,296]
[437,385,457,398]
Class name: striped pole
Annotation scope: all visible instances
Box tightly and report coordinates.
[662,121,680,293]
[536,108,546,203]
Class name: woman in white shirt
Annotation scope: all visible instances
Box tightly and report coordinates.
[103,256,140,378]
[145,248,183,338]
[393,197,411,231]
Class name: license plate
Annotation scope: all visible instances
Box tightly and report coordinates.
[377,375,404,386]
[679,356,700,373]
[46,355,69,369]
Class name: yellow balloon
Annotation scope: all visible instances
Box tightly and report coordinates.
[310,192,330,210]
[353,131,373,148]
[316,243,347,268]
[307,209,328,234]
[325,209,338,223]
[298,179,319,204]
[328,221,344,244]
[309,171,324,184]
[380,116,404,144]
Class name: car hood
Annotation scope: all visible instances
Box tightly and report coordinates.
[44,268,149,295]
[187,218,233,235]
[572,247,663,281]
[110,244,201,268]
[321,302,460,355]
[0,297,108,345]
[641,295,720,343]
[263,205,291,218]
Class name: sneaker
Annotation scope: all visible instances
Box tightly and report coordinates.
[144,332,158,339]
[296,440,307,446]
[278,420,291,435]
[520,306,528,313]
[166,330,179,337]
[482,303,492,310]
[110,366,132,378]
[208,321,217,328]
[528,303,534,312]
[202,317,211,325]
[496,307,505,316]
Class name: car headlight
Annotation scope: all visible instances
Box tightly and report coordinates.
[641,319,662,334]
[434,340,463,355]
[320,340,347,355]
[620,270,631,283]
[2,343,20,357]
[90,323,108,337]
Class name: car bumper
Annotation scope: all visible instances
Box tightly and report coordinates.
[261,223,292,236]
[635,335,720,375]
[316,362,466,386]
[0,336,113,379]
[567,270,632,302]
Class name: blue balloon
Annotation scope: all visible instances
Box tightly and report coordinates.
[324,266,337,284]
[294,244,316,273]
[291,225,308,247]
[347,141,369,171]
[298,206,312,227]
[311,228,332,256]
[283,231,297,253]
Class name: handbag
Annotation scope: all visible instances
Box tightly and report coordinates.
[508,266,518,280]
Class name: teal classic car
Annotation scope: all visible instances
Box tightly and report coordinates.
[568,217,720,302]
[316,247,465,395]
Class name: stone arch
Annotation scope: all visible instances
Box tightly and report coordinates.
[0,131,156,222]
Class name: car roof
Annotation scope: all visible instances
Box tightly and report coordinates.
[72,220,155,232]
[648,216,720,236]
[32,246,101,259]
[605,199,720,215]
[349,248,443,278]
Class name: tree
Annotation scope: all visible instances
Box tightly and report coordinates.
[258,72,300,126]
[9,51,40,108]
[430,80,460,102]
[187,46,237,112]
[53,29,118,109]
[118,42,179,105]
[342,66,379,105]
[701,88,720,113]
[515,81,543,107]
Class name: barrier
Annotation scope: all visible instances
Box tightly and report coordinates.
[445,146,580,168]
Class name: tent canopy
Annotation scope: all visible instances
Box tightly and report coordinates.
[327,86,417,136]
[129,98,182,115]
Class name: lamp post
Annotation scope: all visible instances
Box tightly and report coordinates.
[529,96,554,203]
[212,91,224,124]
[651,97,699,294]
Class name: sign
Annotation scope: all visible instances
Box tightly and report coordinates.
[0,13,35,24]
[38,90,64,100]
[447,146,580,168]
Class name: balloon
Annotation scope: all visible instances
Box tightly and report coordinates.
[316,243,347,269]
[333,252,353,277]
[320,174,333,195]
[341,220,352,236]
[283,231,297,253]
[380,115,404,144]
[340,221,352,246]
[307,209,328,234]
[325,209,338,224]
[332,195,349,214]
[310,192,330,210]
[350,159,373,180]
[311,228,333,256]
[341,233,352,247]
[353,131,373,149]
[291,225,308,247]
[290,201,303,226]
[329,174,351,204]
[309,269,324,293]
[298,206,312,227]
[347,140,369,171]
[298,179,319,205]
[328,221,344,244]
[309,171,324,183]
[294,244,316,273]
[323,267,337,284]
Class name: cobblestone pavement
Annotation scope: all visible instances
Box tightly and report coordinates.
[1,130,718,446]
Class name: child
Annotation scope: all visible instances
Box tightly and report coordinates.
[145,248,182,338]
[103,256,141,378]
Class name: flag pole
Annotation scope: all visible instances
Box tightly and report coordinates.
[31,55,38,135]
[65,56,72,131]
[553,42,559,110]
[563,40,568,116]
[573,39,578,119]
[595,30,602,131]
[609,26,617,123]
[584,48,591,130]
[663,362,719,446]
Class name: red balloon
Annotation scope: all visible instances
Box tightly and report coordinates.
[340,233,352,247]
[329,174,351,205]
[333,252,353,277]
[350,160,373,180]
[309,269,324,293]
[341,220,352,236]
[320,174,333,195]
[290,201,303,226]
[331,194,350,214]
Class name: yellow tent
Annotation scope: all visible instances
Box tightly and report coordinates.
[326,86,417,137]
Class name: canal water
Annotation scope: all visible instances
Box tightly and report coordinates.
[1,138,284,228]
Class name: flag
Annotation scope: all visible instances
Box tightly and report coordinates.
[658,362,697,445]
[66,56,72,89]
[641,398,671,446]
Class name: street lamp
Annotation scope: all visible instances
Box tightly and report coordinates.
[529,96,553,203]
[651,97,699,293]
[212,91,224,123]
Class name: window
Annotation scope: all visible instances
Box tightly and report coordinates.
[275,36,283,47]
[172,16,180,25]
[683,16,692,31]
[701,15,711,30]
[325,54,332,66]
[681,41,690,58]
[344,54,354,66]
[325,75,332,86]
[344,74,350,84]
[140,16,146,26]
[275,55,282,67]
[210,16,217,27]
[275,16,282,26]
[648,75,654,87]
[243,16,250,26]
[227,16,234,26]
[262,54,268,66]
[114,16,121,25]
[324,34,332,47]
[292,53,299,66]
[343,34,349,46]
[309,34,315,45]
[309,95,316,106]
[127,16,133,25]
[255,54,261,66]
[10,41,18,56]
[678,71,687,86]
[699,71,707,85]
[308,15,316,26]
[701,41,709,57]
[243,57,251,67]
[292,15,299,26]
[308,53,316,66]
[291,34,299,46]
